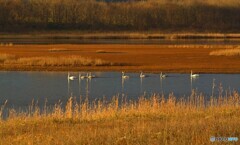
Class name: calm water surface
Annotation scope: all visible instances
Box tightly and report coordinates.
[1,38,240,45]
[0,71,239,109]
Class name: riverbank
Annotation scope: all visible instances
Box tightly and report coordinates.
[1,32,240,40]
[0,44,240,73]
[1,93,240,144]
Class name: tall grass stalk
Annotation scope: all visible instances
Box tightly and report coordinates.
[1,91,239,121]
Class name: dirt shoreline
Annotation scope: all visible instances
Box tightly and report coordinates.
[1,69,240,74]
[1,65,240,74]
[0,44,240,73]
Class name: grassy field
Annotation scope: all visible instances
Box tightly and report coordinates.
[0,54,118,67]
[0,44,240,73]
[0,91,240,144]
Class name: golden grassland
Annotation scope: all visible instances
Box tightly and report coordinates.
[210,47,240,56]
[0,44,240,73]
[0,54,119,67]
[0,53,15,63]
[0,91,240,144]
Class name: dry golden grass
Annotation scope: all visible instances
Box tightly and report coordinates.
[1,54,116,66]
[48,48,68,52]
[0,53,16,63]
[0,91,240,144]
[210,47,240,56]
[0,43,13,47]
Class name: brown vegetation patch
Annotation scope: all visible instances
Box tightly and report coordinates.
[0,53,16,63]
[96,50,125,54]
[0,44,240,73]
[210,47,240,56]
[48,48,69,52]
[1,0,240,32]
[0,54,117,67]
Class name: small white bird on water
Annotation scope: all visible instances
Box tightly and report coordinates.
[190,70,199,78]
[68,72,76,80]
[160,72,167,79]
[122,71,129,79]
[140,72,146,78]
[79,73,86,80]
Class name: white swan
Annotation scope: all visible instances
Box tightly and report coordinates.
[68,72,76,80]
[79,73,86,80]
[191,70,199,78]
[140,72,146,78]
[122,71,129,79]
[160,72,167,79]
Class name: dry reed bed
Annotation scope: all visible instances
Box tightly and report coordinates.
[48,48,69,52]
[0,54,117,66]
[0,91,240,144]
[0,53,15,63]
[168,45,237,49]
[210,47,240,56]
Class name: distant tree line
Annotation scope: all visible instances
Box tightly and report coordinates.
[0,0,240,32]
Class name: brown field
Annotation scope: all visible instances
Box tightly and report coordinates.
[0,44,240,73]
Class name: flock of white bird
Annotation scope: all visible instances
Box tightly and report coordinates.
[68,72,96,81]
[68,70,199,81]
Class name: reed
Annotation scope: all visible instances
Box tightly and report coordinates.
[0,53,16,63]
[2,55,115,66]
[48,48,69,52]
[0,91,239,144]
[210,47,240,56]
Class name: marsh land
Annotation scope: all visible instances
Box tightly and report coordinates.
[0,43,240,73]
[1,0,240,143]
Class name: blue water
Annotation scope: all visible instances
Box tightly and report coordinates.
[2,38,240,45]
[0,71,239,109]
